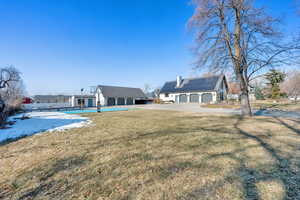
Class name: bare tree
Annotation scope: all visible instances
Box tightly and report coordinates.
[153,87,161,98]
[189,0,299,116]
[0,66,24,124]
[281,70,300,102]
[143,84,152,95]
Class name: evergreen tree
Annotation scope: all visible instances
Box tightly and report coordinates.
[254,87,265,100]
[265,69,286,99]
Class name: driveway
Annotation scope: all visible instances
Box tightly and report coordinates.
[130,104,300,119]
[132,103,241,114]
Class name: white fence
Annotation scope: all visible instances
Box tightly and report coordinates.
[23,103,72,110]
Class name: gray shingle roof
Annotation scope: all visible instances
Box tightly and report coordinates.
[160,75,222,93]
[97,85,146,98]
[33,95,72,100]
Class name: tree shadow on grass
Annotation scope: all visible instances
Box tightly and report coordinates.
[2,155,89,200]
[230,117,299,200]
[274,117,300,135]
[232,117,300,200]
[177,116,300,200]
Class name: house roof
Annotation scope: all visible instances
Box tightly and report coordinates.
[160,75,225,93]
[33,95,71,99]
[97,85,146,98]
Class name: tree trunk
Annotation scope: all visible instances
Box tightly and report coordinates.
[237,73,252,116]
[294,94,298,104]
[240,91,252,116]
[0,96,6,126]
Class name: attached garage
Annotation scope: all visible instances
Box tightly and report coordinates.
[117,97,125,105]
[107,97,116,106]
[179,94,187,103]
[201,93,213,103]
[159,75,229,104]
[190,94,199,103]
[126,98,134,105]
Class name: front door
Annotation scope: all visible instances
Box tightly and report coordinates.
[88,99,94,107]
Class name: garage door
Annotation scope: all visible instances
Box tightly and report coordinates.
[201,93,213,103]
[117,97,125,105]
[190,94,199,103]
[107,97,115,106]
[127,98,134,105]
[179,94,187,103]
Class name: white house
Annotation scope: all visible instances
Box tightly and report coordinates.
[159,75,228,104]
[95,85,146,106]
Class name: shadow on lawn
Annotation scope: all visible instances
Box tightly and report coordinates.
[274,117,300,136]
[82,114,300,200]
[3,156,88,200]
[179,116,300,200]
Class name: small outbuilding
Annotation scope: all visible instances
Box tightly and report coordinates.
[95,85,146,106]
[159,75,228,104]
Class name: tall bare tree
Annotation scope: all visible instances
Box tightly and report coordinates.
[189,0,299,116]
[0,66,24,124]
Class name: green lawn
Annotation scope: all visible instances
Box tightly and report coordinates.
[0,110,299,200]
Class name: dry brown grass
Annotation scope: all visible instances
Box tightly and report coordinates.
[202,101,300,112]
[201,103,241,109]
[0,110,299,200]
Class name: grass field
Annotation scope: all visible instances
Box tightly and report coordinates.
[203,101,300,112]
[0,110,300,200]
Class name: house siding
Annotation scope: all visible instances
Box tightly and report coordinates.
[71,96,96,107]
[160,91,217,104]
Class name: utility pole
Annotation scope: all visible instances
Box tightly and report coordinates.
[96,87,101,113]
[80,88,84,110]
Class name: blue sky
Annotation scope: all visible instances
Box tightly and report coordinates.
[0,0,298,95]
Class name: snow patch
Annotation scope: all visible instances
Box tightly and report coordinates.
[0,112,91,143]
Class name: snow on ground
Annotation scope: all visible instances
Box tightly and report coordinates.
[0,112,91,143]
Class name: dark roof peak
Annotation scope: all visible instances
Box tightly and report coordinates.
[167,74,223,83]
[160,75,225,93]
[97,85,146,98]
[97,84,141,90]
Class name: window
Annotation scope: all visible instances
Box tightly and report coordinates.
[165,93,169,97]
[77,99,85,106]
